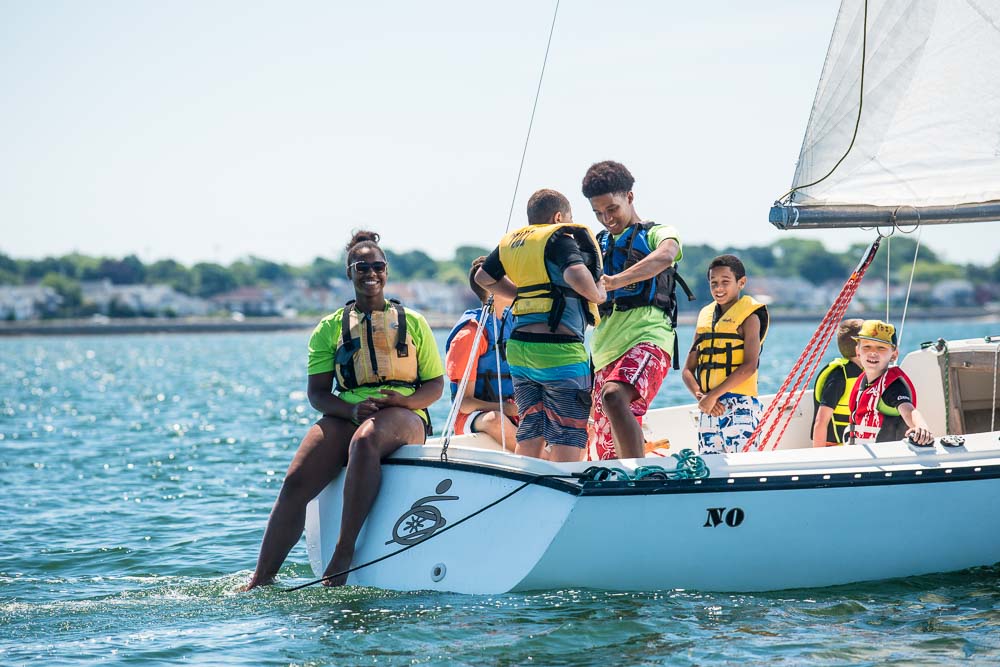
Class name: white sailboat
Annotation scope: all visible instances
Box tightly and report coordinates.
[304,0,1000,593]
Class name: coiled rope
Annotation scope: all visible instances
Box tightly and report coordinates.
[576,448,710,482]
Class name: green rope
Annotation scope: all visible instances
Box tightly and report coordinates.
[577,448,710,482]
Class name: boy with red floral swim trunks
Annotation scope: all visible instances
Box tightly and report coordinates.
[582,161,692,460]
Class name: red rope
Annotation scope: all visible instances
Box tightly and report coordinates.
[742,238,882,452]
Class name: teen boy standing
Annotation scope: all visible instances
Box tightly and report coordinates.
[581,160,691,461]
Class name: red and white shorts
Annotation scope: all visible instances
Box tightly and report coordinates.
[587,342,670,461]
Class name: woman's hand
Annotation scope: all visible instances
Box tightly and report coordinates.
[352,398,380,422]
[370,389,411,410]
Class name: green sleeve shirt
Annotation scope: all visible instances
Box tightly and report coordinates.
[592,223,683,371]
[307,302,444,407]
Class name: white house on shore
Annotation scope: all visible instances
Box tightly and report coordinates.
[0,285,62,320]
[81,280,213,317]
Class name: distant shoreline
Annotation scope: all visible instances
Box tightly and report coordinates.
[1,307,998,337]
[0,316,317,337]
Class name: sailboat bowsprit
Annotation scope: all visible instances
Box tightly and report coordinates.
[304,0,1000,593]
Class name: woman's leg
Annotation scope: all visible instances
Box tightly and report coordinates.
[244,417,353,590]
[324,407,426,586]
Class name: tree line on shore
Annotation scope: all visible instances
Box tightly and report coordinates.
[1,237,997,312]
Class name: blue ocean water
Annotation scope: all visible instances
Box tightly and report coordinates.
[2,319,999,665]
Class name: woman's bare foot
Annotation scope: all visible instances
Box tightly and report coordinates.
[322,548,354,587]
[239,573,275,592]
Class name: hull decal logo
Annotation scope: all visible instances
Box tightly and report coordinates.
[704,507,745,528]
[386,479,459,546]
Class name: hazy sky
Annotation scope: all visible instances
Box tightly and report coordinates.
[2,1,997,267]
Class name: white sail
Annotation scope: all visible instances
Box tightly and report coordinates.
[785,0,1000,214]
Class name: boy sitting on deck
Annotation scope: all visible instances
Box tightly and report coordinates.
[812,318,864,447]
[681,255,769,454]
[444,257,518,450]
[847,320,933,446]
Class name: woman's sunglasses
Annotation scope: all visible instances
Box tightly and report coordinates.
[349,260,388,274]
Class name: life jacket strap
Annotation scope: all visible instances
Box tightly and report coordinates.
[697,343,747,355]
[514,282,589,333]
[389,298,409,357]
[675,272,696,303]
[510,330,583,344]
[698,332,745,342]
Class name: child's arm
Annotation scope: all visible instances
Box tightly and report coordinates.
[697,313,762,416]
[897,402,933,445]
[681,346,703,400]
[812,407,835,448]
[603,239,679,292]
[459,381,515,415]
[681,344,725,416]
[474,267,517,301]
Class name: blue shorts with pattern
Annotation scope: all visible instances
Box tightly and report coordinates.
[698,393,762,454]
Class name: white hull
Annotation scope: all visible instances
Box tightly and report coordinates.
[305,338,1000,593]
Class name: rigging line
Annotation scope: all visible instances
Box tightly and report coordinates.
[896,226,922,352]
[439,300,493,461]
[885,234,891,323]
[776,0,868,205]
[490,307,508,453]
[992,342,998,433]
[503,0,561,234]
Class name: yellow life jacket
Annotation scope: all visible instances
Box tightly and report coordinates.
[694,295,768,396]
[498,223,602,332]
[812,357,861,444]
[334,299,419,391]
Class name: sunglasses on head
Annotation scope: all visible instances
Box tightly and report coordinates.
[349,260,388,274]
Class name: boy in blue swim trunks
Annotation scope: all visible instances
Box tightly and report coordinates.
[681,255,769,454]
[475,189,606,462]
